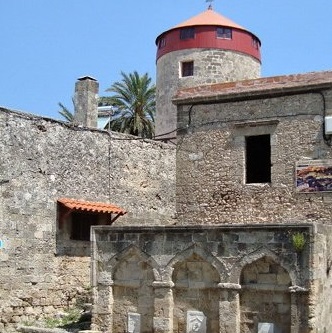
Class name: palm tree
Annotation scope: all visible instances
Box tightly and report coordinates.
[106,71,156,139]
[58,100,74,122]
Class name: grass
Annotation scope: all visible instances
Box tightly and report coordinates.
[44,308,82,328]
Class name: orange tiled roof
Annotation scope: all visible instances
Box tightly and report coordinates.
[58,198,126,215]
[173,8,246,31]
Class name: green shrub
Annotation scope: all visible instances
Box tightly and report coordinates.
[291,232,306,252]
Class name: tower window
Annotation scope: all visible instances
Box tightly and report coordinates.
[216,27,232,39]
[246,135,271,183]
[180,27,195,40]
[158,37,166,49]
[252,37,259,49]
[181,61,194,77]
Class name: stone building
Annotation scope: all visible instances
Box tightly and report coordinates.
[174,72,332,226]
[92,72,332,333]
[91,7,332,333]
[1,5,332,333]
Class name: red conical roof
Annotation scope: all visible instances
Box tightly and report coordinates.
[172,7,246,31]
[155,7,261,62]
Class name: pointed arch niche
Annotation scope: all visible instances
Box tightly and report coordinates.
[112,247,155,333]
[172,252,220,333]
[240,256,292,333]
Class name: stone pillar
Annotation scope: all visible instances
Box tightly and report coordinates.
[74,76,99,128]
[218,283,241,333]
[91,273,114,332]
[152,281,174,333]
[289,286,309,333]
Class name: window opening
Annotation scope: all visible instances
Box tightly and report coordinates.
[71,211,97,241]
[158,37,166,49]
[180,27,195,40]
[216,27,232,39]
[181,61,194,77]
[252,37,259,49]
[246,135,271,183]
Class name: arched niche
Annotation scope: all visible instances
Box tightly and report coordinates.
[172,251,221,333]
[167,243,227,280]
[239,256,292,333]
[112,246,155,333]
[230,247,298,286]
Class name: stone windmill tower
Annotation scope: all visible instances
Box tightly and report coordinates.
[155,4,261,141]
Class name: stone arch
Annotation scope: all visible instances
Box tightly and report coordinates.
[110,244,156,333]
[230,246,298,286]
[170,244,223,333]
[239,254,293,333]
[166,243,227,281]
[108,244,160,278]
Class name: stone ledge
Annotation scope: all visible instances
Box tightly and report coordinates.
[18,326,67,333]
[152,281,175,288]
[242,283,290,291]
[289,285,308,293]
[218,283,241,290]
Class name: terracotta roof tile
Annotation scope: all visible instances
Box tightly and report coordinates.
[58,198,126,215]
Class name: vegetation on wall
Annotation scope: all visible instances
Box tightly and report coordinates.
[291,232,306,252]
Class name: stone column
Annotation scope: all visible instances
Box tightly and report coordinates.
[289,286,309,333]
[218,283,241,333]
[74,76,99,128]
[152,281,174,333]
[91,273,114,332]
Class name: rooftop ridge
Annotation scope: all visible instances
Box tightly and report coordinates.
[173,70,332,104]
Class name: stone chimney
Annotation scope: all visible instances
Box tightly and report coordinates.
[74,76,99,128]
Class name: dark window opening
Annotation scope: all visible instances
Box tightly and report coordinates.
[216,27,232,39]
[180,27,195,40]
[252,37,259,49]
[181,61,194,77]
[158,37,166,49]
[246,135,271,183]
[71,211,98,241]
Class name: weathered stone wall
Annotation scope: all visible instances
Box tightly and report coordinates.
[176,90,332,225]
[0,108,176,332]
[91,224,312,333]
[155,48,261,139]
[310,224,332,332]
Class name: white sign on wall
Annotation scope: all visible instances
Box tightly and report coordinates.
[128,312,141,333]
[258,322,274,333]
[186,310,206,333]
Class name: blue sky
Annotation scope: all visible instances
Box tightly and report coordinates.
[1,0,331,120]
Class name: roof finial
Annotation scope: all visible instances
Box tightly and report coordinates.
[206,0,214,10]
